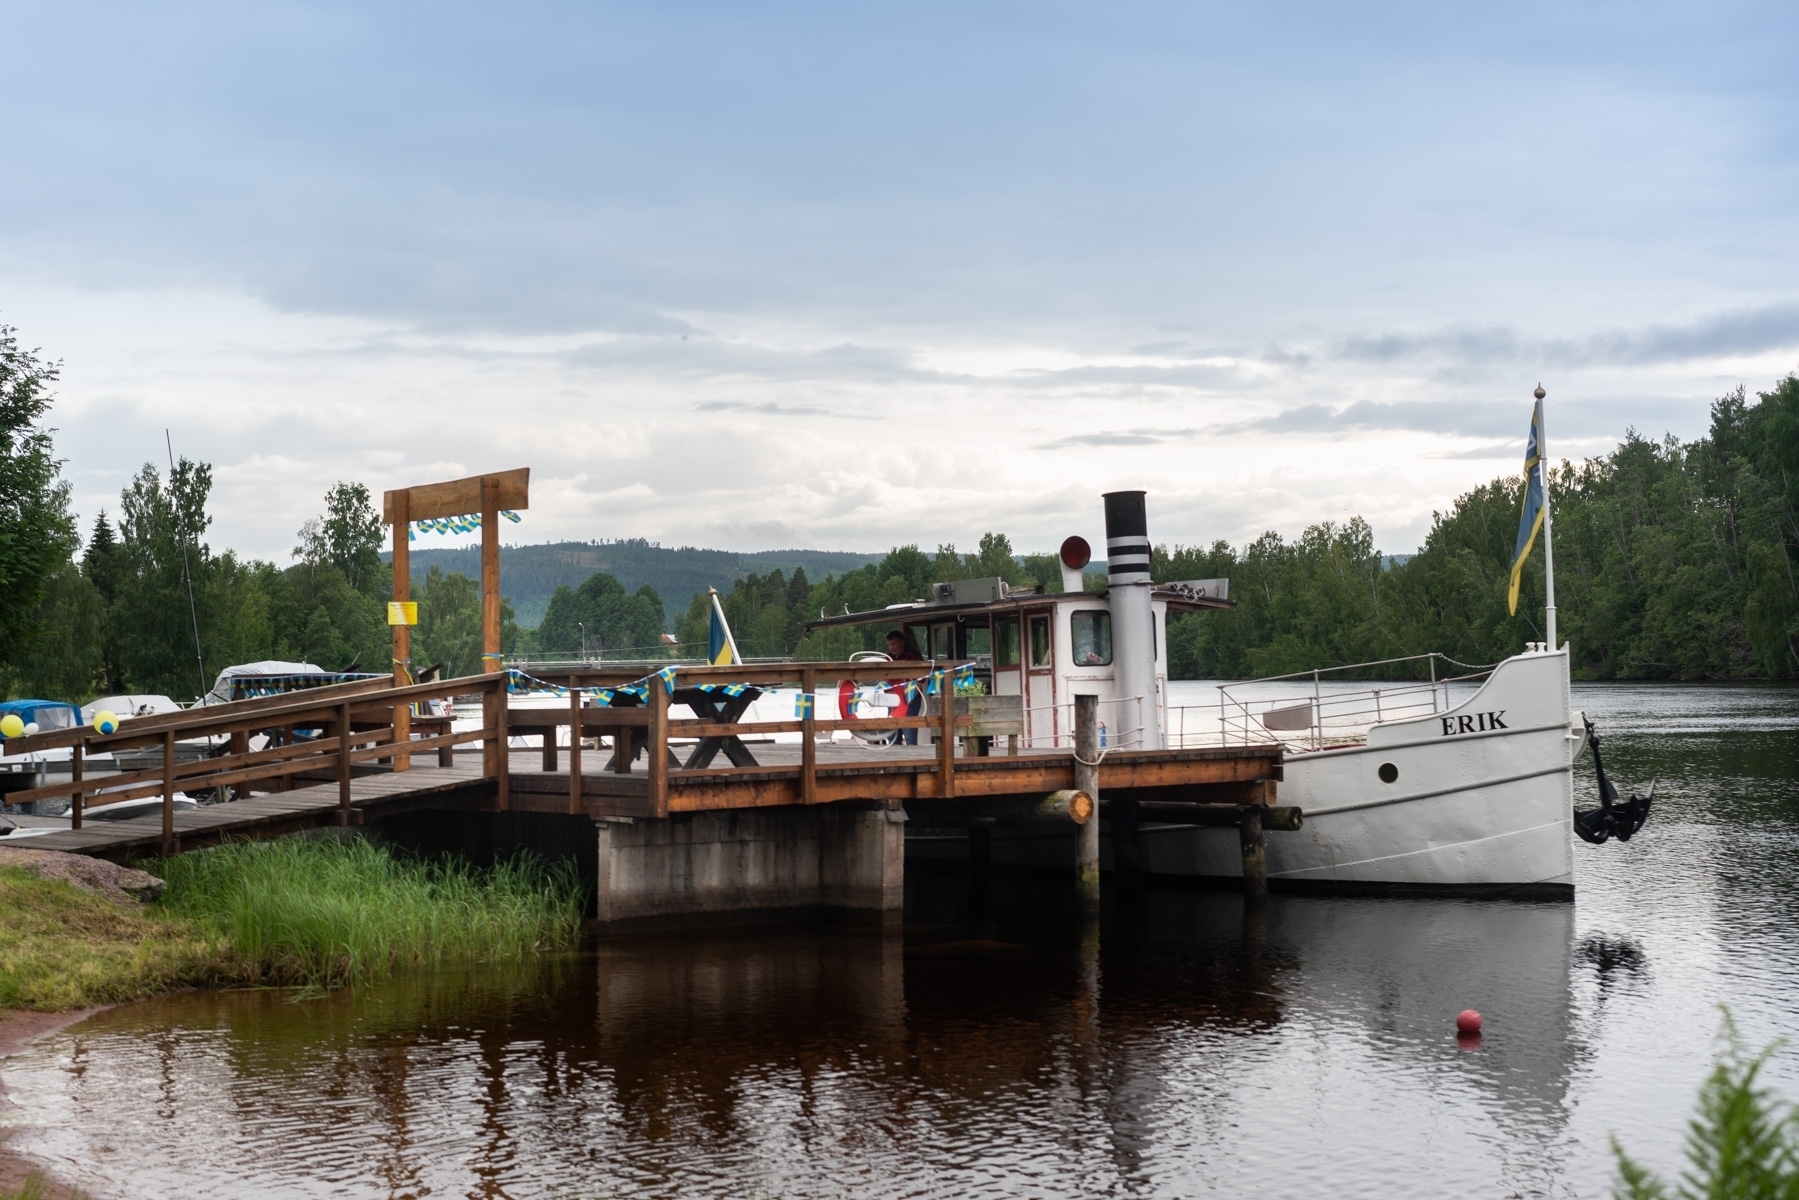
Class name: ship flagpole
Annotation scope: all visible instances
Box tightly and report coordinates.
[1536,384,1557,651]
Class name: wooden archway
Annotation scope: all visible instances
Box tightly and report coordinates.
[383,468,529,768]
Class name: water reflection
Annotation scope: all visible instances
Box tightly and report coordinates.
[2,887,1587,1200]
[3,681,1798,1198]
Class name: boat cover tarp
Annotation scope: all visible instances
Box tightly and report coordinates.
[0,699,82,731]
[201,661,385,706]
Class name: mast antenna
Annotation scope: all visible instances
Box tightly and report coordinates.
[166,430,207,702]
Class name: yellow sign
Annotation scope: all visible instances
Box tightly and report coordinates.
[387,601,419,626]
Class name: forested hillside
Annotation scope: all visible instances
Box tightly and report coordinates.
[396,542,881,626]
[3,311,1796,701]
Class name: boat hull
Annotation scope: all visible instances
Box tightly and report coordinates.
[914,649,1582,894]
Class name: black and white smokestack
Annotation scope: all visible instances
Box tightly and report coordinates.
[1101,489,1162,749]
[1104,491,1152,586]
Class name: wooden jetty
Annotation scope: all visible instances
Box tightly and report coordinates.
[0,469,1289,927]
[0,664,1285,925]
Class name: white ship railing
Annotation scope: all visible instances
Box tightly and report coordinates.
[1011,654,1494,753]
[1198,652,1495,752]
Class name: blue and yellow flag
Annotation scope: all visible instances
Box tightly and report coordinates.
[707,589,739,666]
[1508,400,1547,615]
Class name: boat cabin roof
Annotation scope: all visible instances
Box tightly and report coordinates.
[804,584,1232,632]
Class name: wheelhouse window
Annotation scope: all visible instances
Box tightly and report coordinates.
[1029,615,1050,668]
[965,623,992,659]
[1070,611,1112,667]
[932,624,955,660]
[994,617,1020,667]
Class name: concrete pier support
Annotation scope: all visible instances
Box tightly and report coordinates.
[593,804,906,930]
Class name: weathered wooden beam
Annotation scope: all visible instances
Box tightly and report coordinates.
[391,487,411,772]
[481,474,502,676]
[909,789,1094,825]
[382,467,529,524]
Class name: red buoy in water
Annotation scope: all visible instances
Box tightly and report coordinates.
[1456,1009,1483,1034]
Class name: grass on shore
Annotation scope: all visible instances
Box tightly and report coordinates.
[154,837,587,990]
[0,869,222,1011]
[0,837,586,1009]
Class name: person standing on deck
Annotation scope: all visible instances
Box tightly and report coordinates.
[885,630,925,745]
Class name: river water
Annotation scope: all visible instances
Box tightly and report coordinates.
[5,681,1798,1199]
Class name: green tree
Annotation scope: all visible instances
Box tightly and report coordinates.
[294,481,387,595]
[83,512,126,692]
[538,572,666,659]
[111,459,216,697]
[0,324,78,676]
[276,485,393,672]
[410,567,520,677]
[8,560,105,700]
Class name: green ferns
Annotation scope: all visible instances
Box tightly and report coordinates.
[154,837,585,990]
[1615,1016,1799,1199]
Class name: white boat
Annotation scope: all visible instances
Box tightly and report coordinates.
[808,481,1647,896]
[1147,648,1582,894]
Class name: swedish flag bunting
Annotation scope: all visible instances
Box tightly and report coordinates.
[794,693,815,718]
[1508,399,1547,616]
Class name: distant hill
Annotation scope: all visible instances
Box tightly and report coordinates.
[386,539,882,627]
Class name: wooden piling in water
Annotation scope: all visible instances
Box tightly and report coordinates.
[1239,804,1267,901]
[1074,694,1100,913]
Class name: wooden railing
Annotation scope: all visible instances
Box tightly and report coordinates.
[511,661,1001,815]
[0,673,514,854]
[0,662,1023,849]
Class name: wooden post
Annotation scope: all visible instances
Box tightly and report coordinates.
[483,679,510,811]
[1074,694,1100,913]
[1239,805,1268,901]
[69,741,82,830]
[568,688,583,815]
[610,721,632,774]
[392,489,411,772]
[229,729,249,798]
[161,730,176,856]
[801,667,817,804]
[269,729,286,791]
[937,686,956,799]
[337,702,353,826]
[541,719,558,772]
[481,475,502,676]
[648,681,669,818]
[483,684,501,779]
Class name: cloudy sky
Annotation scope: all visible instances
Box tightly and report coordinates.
[3,1,1795,563]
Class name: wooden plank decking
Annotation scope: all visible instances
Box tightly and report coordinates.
[9,762,490,862]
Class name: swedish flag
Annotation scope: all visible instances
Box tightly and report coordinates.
[707,589,739,666]
[1508,400,1547,616]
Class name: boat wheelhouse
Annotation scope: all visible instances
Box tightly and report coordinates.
[807,571,1231,750]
